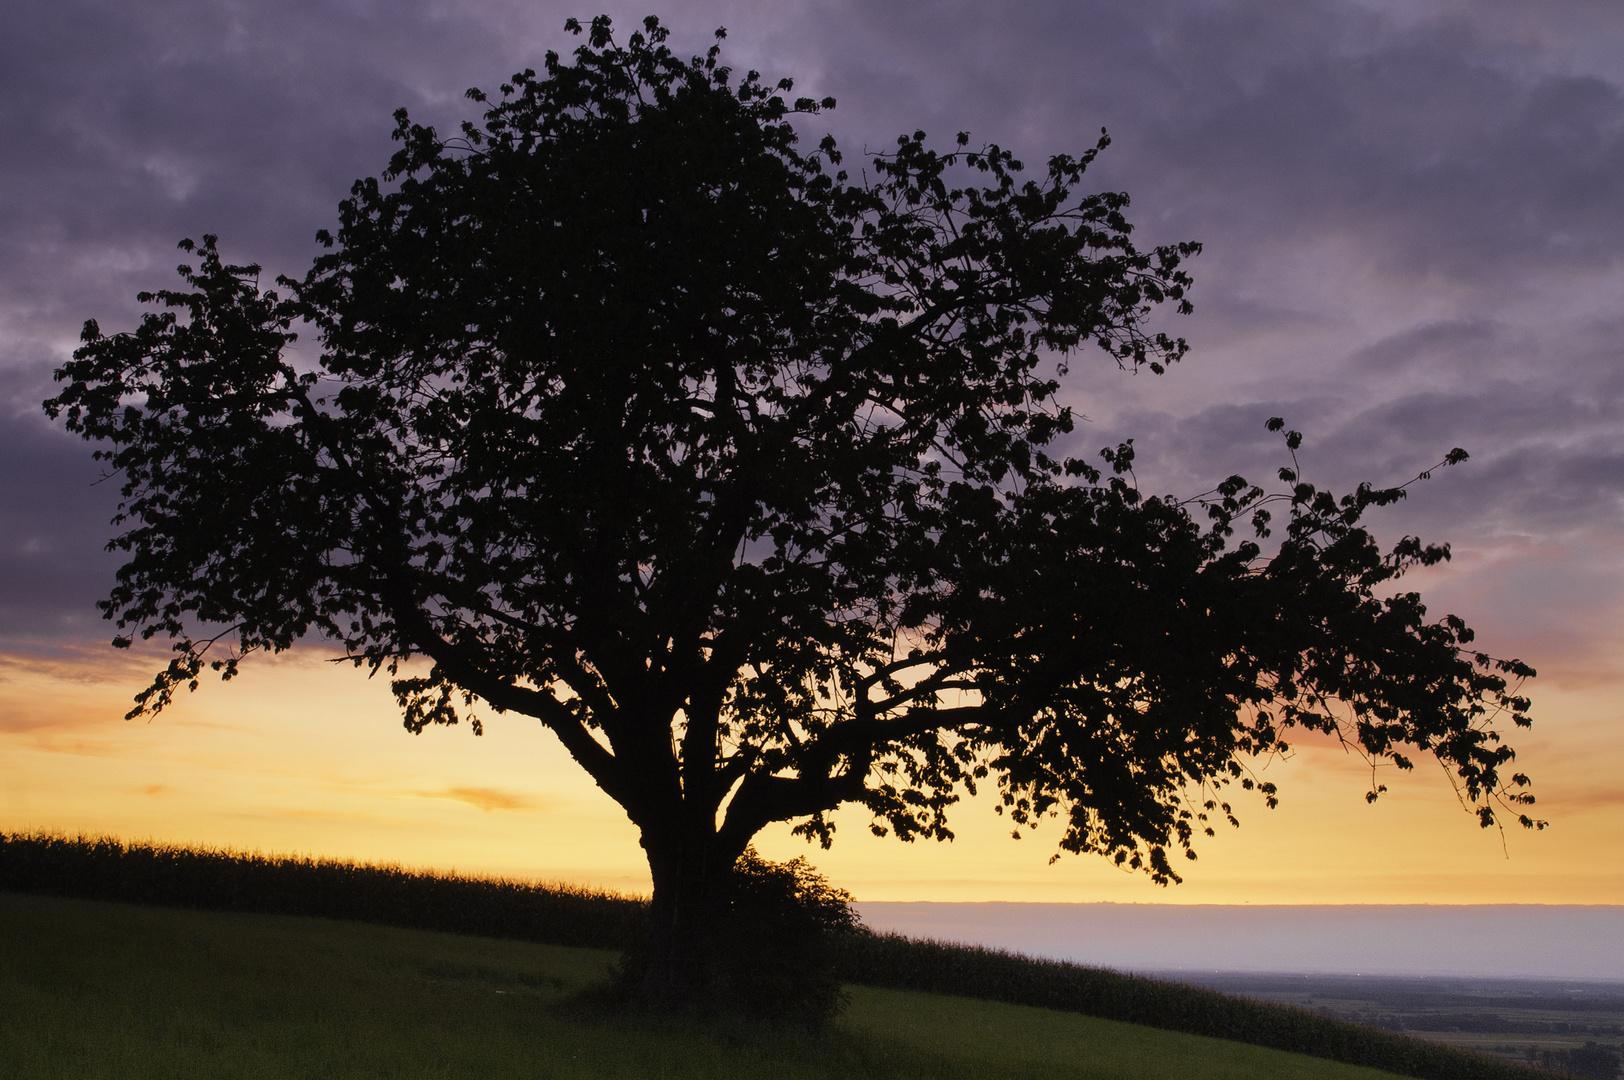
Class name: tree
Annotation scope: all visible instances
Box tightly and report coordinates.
[46,15,1539,1013]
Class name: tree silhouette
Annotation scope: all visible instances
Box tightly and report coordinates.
[46,16,1538,1012]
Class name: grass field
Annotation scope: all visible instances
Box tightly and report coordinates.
[0,891,1413,1080]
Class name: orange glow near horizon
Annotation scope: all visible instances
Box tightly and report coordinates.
[3,643,1621,905]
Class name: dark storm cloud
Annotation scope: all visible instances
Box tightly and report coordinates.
[0,410,123,640]
[816,0,1624,672]
[0,0,566,643]
[3,0,1621,675]
[0,0,531,336]
[772,0,1624,290]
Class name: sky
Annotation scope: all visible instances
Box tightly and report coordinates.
[854,902,1624,979]
[3,0,1624,913]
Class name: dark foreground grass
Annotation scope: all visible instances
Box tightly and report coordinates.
[1,891,1414,1080]
[0,833,1563,1080]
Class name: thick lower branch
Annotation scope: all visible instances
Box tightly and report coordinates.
[714,704,999,846]
[716,751,873,853]
[382,585,641,812]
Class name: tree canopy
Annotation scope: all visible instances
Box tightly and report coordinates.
[46,15,1538,1009]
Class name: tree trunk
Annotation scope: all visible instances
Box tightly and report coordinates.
[636,826,741,1009]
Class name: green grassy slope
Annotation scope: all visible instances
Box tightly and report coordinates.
[0,891,1410,1080]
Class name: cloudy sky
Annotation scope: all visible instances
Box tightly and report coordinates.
[3,0,1623,910]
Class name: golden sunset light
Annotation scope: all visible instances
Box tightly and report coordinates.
[7,643,1621,905]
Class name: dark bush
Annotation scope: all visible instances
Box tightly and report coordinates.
[609,847,860,1027]
[706,848,860,1025]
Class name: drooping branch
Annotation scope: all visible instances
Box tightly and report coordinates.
[375,576,641,811]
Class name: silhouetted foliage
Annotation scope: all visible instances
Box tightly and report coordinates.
[45,14,1539,1012]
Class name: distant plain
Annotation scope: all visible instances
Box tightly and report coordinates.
[1172,973,1624,1069]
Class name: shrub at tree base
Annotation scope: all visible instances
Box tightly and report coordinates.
[608,848,860,1026]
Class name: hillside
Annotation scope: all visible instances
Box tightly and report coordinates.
[0,832,1570,1079]
[1,891,1412,1080]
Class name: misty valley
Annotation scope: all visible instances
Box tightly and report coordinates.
[1175,973,1624,1078]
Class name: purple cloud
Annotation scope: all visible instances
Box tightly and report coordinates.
[3,0,1620,690]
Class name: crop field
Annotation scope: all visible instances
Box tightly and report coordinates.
[0,891,1415,1080]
